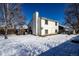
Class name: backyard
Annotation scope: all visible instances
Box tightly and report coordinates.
[0,34,78,56]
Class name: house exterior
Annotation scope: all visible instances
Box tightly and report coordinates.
[16,25,28,35]
[59,25,73,34]
[0,23,28,35]
[59,25,65,34]
[28,11,59,36]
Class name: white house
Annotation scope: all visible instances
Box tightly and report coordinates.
[28,11,59,36]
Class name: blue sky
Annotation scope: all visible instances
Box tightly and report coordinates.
[21,3,67,25]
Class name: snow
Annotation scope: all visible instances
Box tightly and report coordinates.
[16,25,28,29]
[0,34,78,56]
[23,25,28,29]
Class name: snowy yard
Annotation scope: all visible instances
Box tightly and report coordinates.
[0,34,78,56]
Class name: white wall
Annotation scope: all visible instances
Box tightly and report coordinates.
[32,11,39,35]
[30,11,59,36]
[41,19,59,35]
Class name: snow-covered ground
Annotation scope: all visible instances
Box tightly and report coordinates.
[0,34,78,56]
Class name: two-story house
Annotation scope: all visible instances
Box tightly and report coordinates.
[28,11,59,36]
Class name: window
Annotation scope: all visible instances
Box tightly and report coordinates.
[45,29,48,34]
[55,29,57,33]
[45,20,48,25]
[55,22,57,26]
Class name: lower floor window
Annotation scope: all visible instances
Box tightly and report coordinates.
[55,29,57,33]
[45,29,48,34]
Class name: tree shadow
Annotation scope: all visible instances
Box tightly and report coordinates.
[39,35,79,56]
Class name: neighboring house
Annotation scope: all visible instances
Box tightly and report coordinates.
[59,25,73,34]
[0,24,16,34]
[0,24,5,35]
[59,25,65,34]
[16,25,28,35]
[28,11,59,36]
[0,22,28,35]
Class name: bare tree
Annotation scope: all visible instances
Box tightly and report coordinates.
[65,3,79,34]
[0,3,25,39]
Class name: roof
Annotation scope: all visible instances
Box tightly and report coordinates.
[23,25,28,29]
[0,22,5,27]
[59,24,73,31]
[59,24,69,28]
[40,17,59,23]
[28,11,59,25]
[16,25,28,29]
[0,25,5,27]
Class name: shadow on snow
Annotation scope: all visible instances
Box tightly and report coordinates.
[39,35,79,56]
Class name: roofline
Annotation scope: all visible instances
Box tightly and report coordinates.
[40,17,59,23]
[59,24,71,29]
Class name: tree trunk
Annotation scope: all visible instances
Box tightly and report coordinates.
[3,4,8,39]
[4,26,8,39]
[4,3,9,39]
[73,29,76,34]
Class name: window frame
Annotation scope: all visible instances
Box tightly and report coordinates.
[45,20,48,25]
[55,29,57,33]
[45,29,48,34]
[55,22,57,26]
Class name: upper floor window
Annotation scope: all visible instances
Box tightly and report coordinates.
[45,20,48,25]
[55,22,57,26]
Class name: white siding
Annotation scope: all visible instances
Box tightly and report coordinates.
[30,11,59,36]
[32,11,39,35]
[41,19,59,35]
